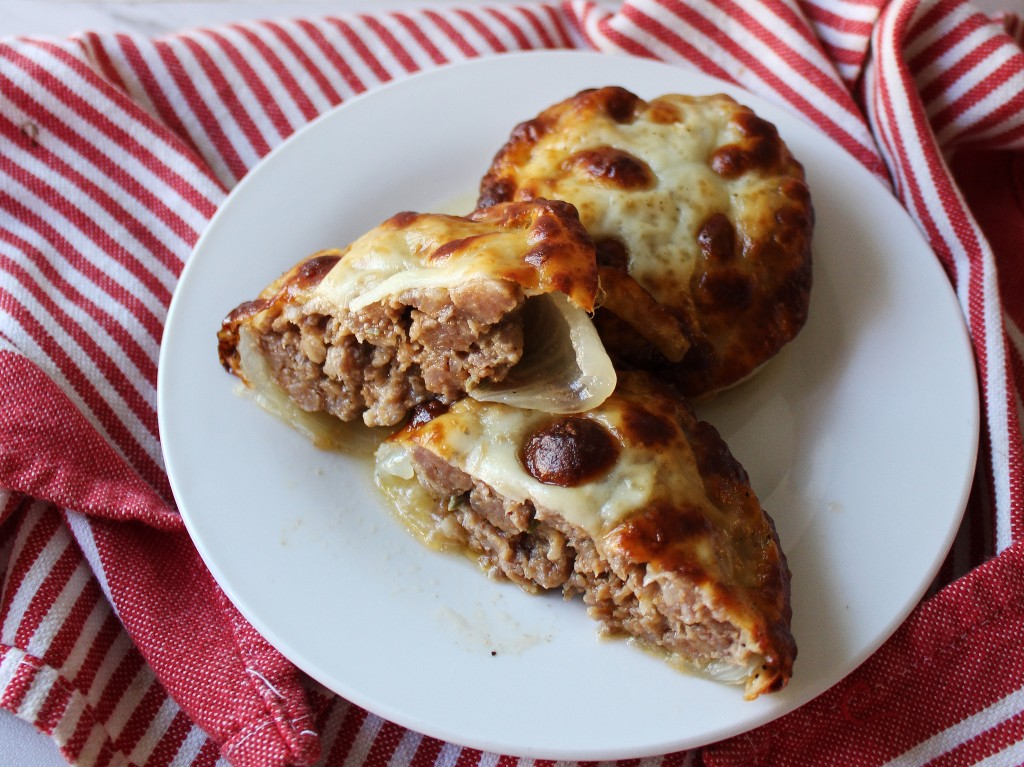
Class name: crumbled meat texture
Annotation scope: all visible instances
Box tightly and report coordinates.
[408,447,743,669]
[257,283,525,427]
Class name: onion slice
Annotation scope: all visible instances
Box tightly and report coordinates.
[469,292,616,413]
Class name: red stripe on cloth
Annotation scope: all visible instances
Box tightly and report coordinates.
[112,679,168,757]
[483,7,535,50]
[0,233,159,386]
[149,710,199,767]
[0,654,37,712]
[0,348,175,516]
[870,32,967,280]
[201,27,298,142]
[328,16,395,83]
[42,576,105,671]
[230,23,322,124]
[358,14,421,74]
[180,36,274,162]
[453,745,484,767]
[0,255,161,444]
[0,181,170,343]
[513,5,561,49]
[261,20,346,107]
[77,32,130,94]
[539,3,576,48]
[823,42,870,67]
[455,8,510,53]
[12,539,79,650]
[616,4,735,78]
[192,738,222,767]
[152,37,250,184]
[0,113,193,278]
[932,57,1024,141]
[68,612,122,695]
[0,41,220,216]
[111,34,215,175]
[921,31,1016,110]
[88,643,145,726]
[0,504,62,636]
[424,10,480,58]
[756,0,837,60]
[394,12,452,65]
[361,719,407,767]
[322,704,368,766]
[293,19,365,96]
[907,1,985,77]
[407,733,444,767]
[76,512,320,766]
[926,705,1024,767]
[61,701,103,766]
[802,2,875,36]
[33,678,72,736]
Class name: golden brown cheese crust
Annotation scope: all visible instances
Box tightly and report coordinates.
[386,372,795,697]
[217,199,600,379]
[478,86,814,397]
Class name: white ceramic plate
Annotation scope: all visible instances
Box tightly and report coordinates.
[159,51,979,759]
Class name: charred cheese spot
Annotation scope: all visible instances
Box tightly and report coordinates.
[430,234,488,262]
[613,501,715,577]
[565,147,655,190]
[646,99,682,124]
[597,86,642,123]
[710,115,784,179]
[288,254,342,291]
[522,416,620,487]
[697,213,737,264]
[223,297,269,326]
[510,117,549,145]
[384,211,420,229]
[618,402,678,448]
[477,178,517,208]
[408,399,449,428]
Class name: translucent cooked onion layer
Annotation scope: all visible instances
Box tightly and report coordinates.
[470,292,616,413]
[236,326,388,454]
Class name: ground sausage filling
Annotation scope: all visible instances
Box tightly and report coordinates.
[408,446,744,671]
[256,285,526,427]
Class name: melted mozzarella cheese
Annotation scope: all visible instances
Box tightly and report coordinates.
[379,396,707,538]
[516,95,784,307]
[308,215,536,312]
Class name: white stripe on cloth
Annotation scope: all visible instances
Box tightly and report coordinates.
[127,696,181,765]
[0,280,164,471]
[64,511,115,612]
[0,507,67,646]
[25,560,92,660]
[880,684,1024,767]
[865,0,1018,551]
[342,713,386,767]
[4,40,222,228]
[168,723,216,767]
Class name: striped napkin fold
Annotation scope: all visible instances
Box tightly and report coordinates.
[1,1,1023,766]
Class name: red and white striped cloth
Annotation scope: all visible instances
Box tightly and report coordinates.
[2,1,1023,765]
